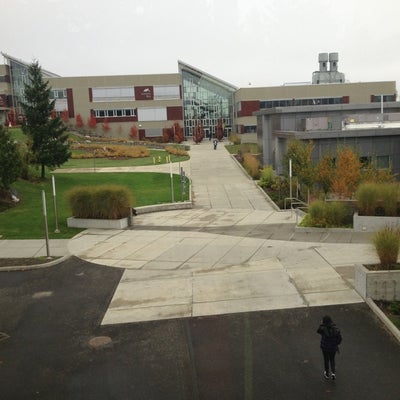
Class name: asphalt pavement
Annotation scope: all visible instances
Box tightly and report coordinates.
[0,257,399,399]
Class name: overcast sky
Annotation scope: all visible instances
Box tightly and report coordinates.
[2,0,400,90]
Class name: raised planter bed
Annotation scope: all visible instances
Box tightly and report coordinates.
[67,216,129,229]
[355,263,400,301]
[353,212,400,232]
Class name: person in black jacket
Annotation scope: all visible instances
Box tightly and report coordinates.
[317,315,342,380]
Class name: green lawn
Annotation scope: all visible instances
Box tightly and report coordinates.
[0,172,189,239]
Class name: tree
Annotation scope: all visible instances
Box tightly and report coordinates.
[129,125,138,140]
[316,154,335,196]
[21,61,70,178]
[88,114,97,130]
[285,139,315,202]
[75,113,84,128]
[0,125,22,190]
[193,120,204,144]
[216,118,224,141]
[173,122,184,143]
[331,147,361,198]
[102,118,110,133]
[61,109,69,124]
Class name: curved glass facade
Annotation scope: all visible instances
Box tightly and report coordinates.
[180,63,235,138]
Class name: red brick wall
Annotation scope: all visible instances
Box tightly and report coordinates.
[167,106,183,120]
[67,88,75,118]
[239,100,260,117]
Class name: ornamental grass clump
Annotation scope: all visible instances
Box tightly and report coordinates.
[372,226,400,270]
[242,153,260,179]
[66,184,133,219]
[308,200,348,227]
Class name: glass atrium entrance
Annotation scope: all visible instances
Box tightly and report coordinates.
[179,62,236,139]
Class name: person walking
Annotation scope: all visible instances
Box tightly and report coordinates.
[317,315,342,380]
[213,139,218,150]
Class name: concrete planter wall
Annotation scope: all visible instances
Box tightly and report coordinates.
[67,217,129,229]
[355,263,400,301]
[353,212,400,232]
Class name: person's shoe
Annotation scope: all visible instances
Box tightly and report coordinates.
[324,371,330,379]
[331,373,336,380]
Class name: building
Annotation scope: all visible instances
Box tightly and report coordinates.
[255,102,400,177]
[0,52,397,141]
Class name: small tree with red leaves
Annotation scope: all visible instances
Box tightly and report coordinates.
[162,128,172,143]
[130,125,138,140]
[88,115,97,131]
[216,118,224,141]
[193,120,204,144]
[75,113,84,128]
[61,109,69,124]
[102,118,110,133]
[173,122,184,143]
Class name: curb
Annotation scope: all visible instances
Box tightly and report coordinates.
[0,254,71,272]
[365,297,400,343]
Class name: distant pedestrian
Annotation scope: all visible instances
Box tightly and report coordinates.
[317,315,342,380]
[213,139,218,150]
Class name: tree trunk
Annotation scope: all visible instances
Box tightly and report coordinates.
[41,163,46,179]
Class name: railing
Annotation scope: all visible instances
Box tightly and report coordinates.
[284,197,309,224]
[284,197,308,211]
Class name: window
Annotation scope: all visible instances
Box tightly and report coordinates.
[138,107,167,121]
[376,155,390,169]
[92,86,134,102]
[371,94,396,103]
[154,85,180,100]
[93,109,135,118]
[51,89,67,99]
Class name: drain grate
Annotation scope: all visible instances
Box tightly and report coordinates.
[0,332,10,342]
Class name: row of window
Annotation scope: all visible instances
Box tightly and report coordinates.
[93,107,169,121]
[260,97,344,108]
[94,109,136,118]
[92,85,180,102]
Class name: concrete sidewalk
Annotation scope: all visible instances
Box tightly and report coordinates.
[66,141,375,324]
[0,140,378,324]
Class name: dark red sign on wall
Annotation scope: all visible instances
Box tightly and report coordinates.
[135,86,154,100]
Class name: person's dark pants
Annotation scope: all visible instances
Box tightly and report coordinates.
[322,350,336,374]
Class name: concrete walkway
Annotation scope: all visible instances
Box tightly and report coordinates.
[62,140,377,325]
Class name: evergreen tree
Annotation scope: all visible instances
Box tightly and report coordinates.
[0,125,22,190]
[21,61,70,178]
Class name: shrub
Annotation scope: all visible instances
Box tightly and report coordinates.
[356,182,400,216]
[308,200,327,227]
[372,227,400,269]
[164,146,188,157]
[229,133,241,145]
[259,165,275,188]
[355,183,380,216]
[325,201,348,227]
[308,200,348,227]
[242,153,260,179]
[66,184,133,219]
[381,183,399,216]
